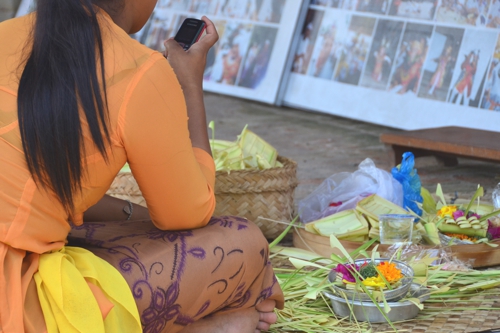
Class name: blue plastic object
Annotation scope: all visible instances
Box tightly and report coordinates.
[391,152,423,216]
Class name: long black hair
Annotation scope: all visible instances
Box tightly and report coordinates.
[18,0,113,213]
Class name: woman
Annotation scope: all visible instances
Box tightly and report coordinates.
[0,0,284,332]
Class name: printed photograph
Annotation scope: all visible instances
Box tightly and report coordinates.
[157,0,192,11]
[333,15,377,86]
[189,0,215,13]
[389,0,437,20]
[203,22,254,85]
[140,12,179,52]
[257,0,286,23]
[447,29,497,107]
[480,36,500,110]
[238,26,278,88]
[216,0,262,20]
[292,9,325,75]
[418,26,463,101]
[487,0,500,27]
[360,19,404,90]
[388,23,433,95]
[435,0,490,26]
[356,0,391,14]
[340,0,362,11]
[204,20,228,79]
[305,10,344,80]
[311,0,342,7]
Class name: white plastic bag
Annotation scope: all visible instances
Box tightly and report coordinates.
[298,158,404,223]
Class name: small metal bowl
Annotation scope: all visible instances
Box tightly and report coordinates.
[330,258,414,302]
[324,283,430,323]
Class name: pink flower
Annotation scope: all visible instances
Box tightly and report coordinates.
[335,263,360,283]
[452,210,465,220]
[488,220,500,240]
[467,212,481,220]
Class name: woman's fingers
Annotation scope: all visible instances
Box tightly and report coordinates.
[195,16,219,50]
[164,37,183,58]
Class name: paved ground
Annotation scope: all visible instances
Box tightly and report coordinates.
[204,92,500,208]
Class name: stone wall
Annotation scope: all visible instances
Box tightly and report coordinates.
[0,0,22,22]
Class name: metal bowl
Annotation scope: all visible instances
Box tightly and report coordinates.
[324,283,430,323]
[330,258,414,302]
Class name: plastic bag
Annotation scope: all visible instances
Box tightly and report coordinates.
[391,152,423,216]
[298,158,403,223]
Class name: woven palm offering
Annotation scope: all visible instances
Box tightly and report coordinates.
[330,258,414,302]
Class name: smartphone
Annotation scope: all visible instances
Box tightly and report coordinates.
[174,18,206,51]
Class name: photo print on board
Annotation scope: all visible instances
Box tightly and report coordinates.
[356,0,391,15]
[139,11,179,52]
[257,0,286,23]
[238,25,278,88]
[203,21,254,85]
[389,0,437,20]
[292,9,325,75]
[447,29,497,107]
[388,23,433,95]
[311,0,341,7]
[204,20,228,79]
[480,35,500,111]
[306,10,344,80]
[360,19,404,90]
[435,0,491,26]
[333,15,377,86]
[157,0,191,11]
[487,0,500,27]
[418,26,464,101]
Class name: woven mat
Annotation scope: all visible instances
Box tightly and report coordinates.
[270,255,500,332]
[371,292,500,332]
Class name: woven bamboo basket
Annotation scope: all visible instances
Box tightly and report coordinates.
[106,172,148,207]
[106,155,298,239]
[214,156,298,239]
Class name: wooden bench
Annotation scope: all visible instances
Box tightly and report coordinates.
[380,126,500,166]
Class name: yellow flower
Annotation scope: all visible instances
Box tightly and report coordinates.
[362,276,386,288]
[437,205,457,218]
[376,262,403,283]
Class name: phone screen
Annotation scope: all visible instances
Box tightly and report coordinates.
[174,19,206,50]
[176,25,199,43]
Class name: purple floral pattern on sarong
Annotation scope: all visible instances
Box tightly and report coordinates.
[67,216,283,333]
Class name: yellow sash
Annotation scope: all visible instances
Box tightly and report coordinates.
[33,246,142,332]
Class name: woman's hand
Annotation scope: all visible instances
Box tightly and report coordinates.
[164,16,219,92]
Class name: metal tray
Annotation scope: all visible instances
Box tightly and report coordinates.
[324,283,430,323]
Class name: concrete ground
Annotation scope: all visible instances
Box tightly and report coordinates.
[204,92,500,208]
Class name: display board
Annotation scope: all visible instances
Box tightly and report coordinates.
[135,0,305,104]
[15,0,34,16]
[17,0,305,105]
[282,0,500,131]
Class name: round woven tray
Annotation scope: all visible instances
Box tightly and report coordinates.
[106,155,298,240]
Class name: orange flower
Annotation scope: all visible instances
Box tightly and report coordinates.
[376,262,402,283]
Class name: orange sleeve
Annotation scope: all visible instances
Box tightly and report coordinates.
[118,54,215,230]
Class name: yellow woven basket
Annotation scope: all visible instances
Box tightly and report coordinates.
[106,156,298,239]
